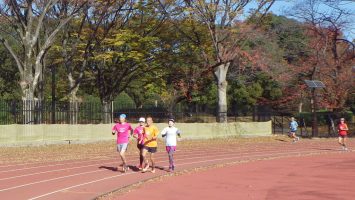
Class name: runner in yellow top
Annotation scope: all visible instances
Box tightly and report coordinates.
[142,116,159,173]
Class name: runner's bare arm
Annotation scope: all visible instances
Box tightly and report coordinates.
[151,127,159,140]
[177,130,182,138]
[161,128,167,137]
[344,124,349,131]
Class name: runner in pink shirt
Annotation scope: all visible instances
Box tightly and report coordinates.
[133,117,146,170]
[112,114,133,172]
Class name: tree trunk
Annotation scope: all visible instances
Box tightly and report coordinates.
[22,87,35,124]
[125,90,143,109]
[0,1,84,124]
[102,101,112,124]
[165,96,186,119]
[68,76,80,124]
[298,102,303,113]
[214,63,230,123]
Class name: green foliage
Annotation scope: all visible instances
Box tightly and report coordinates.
[264,14,308,64]
[191,83,218,108]
[0,3,352,117]
[228,72,283,113]
[113,92,136,109]
[0,45,21,100]
[94,30,158,64]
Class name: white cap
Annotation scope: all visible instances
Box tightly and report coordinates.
[138,117,146,122]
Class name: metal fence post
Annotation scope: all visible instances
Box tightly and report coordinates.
[281,114,284,134]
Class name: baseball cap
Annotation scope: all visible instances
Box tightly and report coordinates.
[168,118,175,123]
[138,117,146,122]
[119,114,127,119]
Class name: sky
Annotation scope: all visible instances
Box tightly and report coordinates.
[245,0,355,41]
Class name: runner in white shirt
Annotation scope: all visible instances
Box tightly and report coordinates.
[161,118,181,172]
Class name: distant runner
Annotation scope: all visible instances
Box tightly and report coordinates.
[289,117,300,143]
[112,114,133,172]
[338,118,349,151]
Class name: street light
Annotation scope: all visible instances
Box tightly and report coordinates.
[304,80,325,137]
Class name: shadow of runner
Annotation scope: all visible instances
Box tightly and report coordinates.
[99,165,161,172]
[155,166,165,171]
[275,139,288,142]
[127,165,140,172]
[99,166,118,172]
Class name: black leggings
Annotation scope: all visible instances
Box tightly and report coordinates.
[137,144,144,165]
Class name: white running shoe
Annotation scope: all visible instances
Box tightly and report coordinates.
[142,164,150,173]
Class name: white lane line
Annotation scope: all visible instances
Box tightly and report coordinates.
[0,157,114,174]
[0,146,239,173]
[0,150,248,192]
[0,150,265,192]
[0,145,235,169]
[0,141,309,170]
[27,149,331,200]
[0,169,104,192]
[0,148,314,193]
[2,139,327,171]
[0,139,343,169]
[0,148,238,181]
[0,145,317,182]
[0,145,296,175]
[0,161,115,181]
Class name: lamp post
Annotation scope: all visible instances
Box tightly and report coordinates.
[304,80,325,137]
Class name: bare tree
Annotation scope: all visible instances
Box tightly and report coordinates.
[177,0,275,122]
[0,0,86,123]
[55,0,134,124]
[289,0,355,136]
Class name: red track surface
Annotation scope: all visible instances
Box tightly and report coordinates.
[0,139,354,200]
[120,153,355,200]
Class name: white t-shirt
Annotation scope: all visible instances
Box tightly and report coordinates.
[161,126,181,146]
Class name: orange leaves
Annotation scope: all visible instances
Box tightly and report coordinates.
[291,22,354,110]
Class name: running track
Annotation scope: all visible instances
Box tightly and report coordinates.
[0,139,353,199]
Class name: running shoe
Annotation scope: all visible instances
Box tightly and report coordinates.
[142,164,150,173]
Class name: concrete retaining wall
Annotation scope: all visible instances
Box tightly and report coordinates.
[0,121,271,146]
